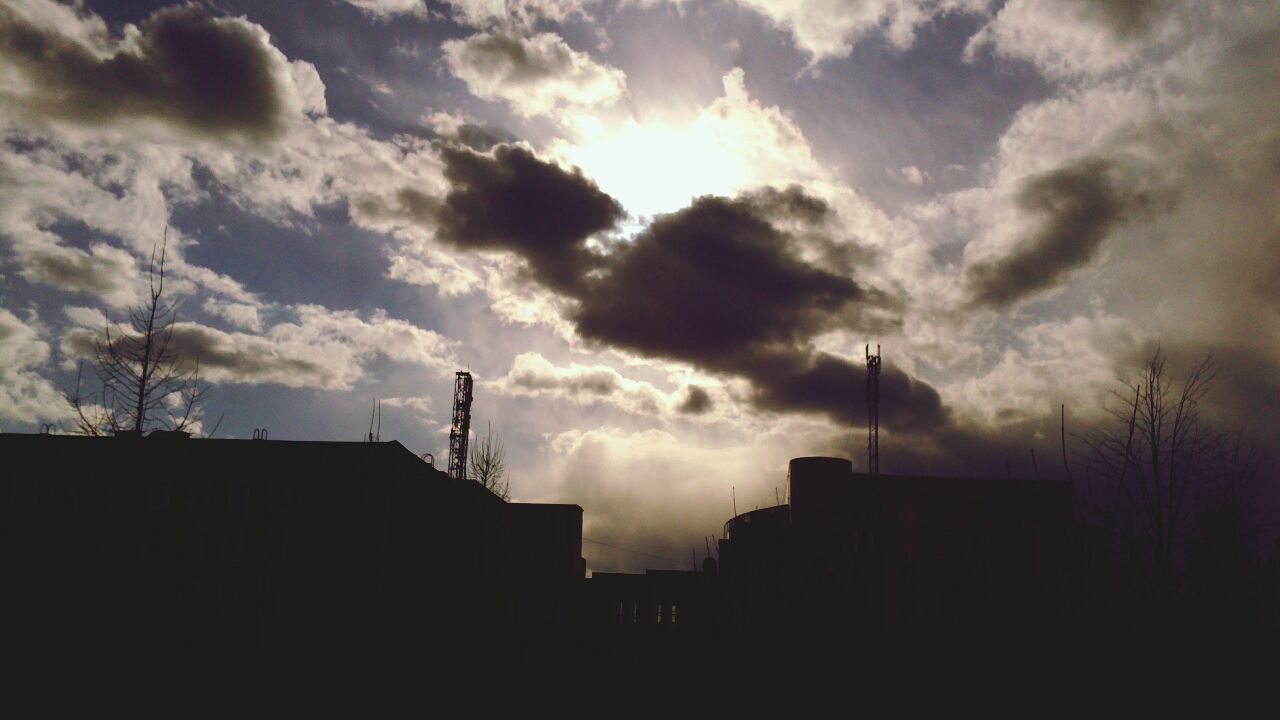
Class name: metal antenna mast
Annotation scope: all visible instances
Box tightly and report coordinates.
[866,344,881,475]
[447,371,474,482]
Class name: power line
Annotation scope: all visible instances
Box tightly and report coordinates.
[582,537,686,565]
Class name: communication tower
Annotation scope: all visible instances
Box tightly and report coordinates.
[447,371,474,481]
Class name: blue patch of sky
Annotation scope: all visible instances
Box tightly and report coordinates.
[732,10,1050,208]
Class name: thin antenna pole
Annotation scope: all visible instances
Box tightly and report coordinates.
[1030,448,1041,481]
[775,487,781,506]
[1061,404,1080,518]
[368,399,376,442]
[704,536,711,558]
[732,486,737,517]
[866,344,881,475]
[1060,405,1075,484]
[375,399,381,442]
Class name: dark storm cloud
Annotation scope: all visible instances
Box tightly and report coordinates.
[390,147,937,428]
[573,194,865,368]
[435,144,624,294]
[164,325,330,381]
[509,365,620,397]
[755,185,879,274]
[967,157,1152,308]
[1072,0,1168,38]
[876,343,1280,480]
[22,246,133,298]
[453,123,508,152]
[750,352,946,431]
[448,31,569,84]
[1157,342,1280,453]
[677,385,712,415]
[62,322,331,385]
[826,418,1066,479]
[742,185,831,225]
[570,192,934,428]
[0,4,288,142]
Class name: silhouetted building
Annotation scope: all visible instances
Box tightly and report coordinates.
[0,431,1110,706]
[719,457,1075,638]
[0,432,584,701]
[718,503,788,632]
[586,567,719,674]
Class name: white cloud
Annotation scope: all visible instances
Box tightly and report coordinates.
[895,165,927,185]
[489,351,676,416]
[422,110,470,136]
[0,0,440,248]
[344,0,429,19]
[203,299,263,332]
[381,395,434,417]
[202,119,448,229]
[902,0,1280,445]
[525,409,864,572]
[60,304,458,391]
[442,30,626,118]
[538,426,790,572]
[385,241,486,297]
[0,309,69,425]
[0,3,403,323]
[966,0,1180,80]
[943,313,1142,427]
[729,0,984,62]
[0,133,276,310]
[441,0,596,28]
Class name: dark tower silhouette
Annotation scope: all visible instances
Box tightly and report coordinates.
[866,344,881,475]
[447,371,474,482]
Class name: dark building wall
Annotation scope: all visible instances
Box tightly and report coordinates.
[499,501,587,664]
[716,457,1077,638]
[786,457,877,631]
[0,433,585,692]
[791,457,1073,634]
[585,568,719,674]
[505,502,586,583]
[790,458,1074,634]
[718,504,788,633]
[589,569,716,630]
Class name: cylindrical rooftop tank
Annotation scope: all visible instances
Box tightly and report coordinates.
[789,456,853,480]
[788,457,853,528]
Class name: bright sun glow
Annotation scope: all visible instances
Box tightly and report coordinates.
[553,69,825,222]
[555,117,751,221]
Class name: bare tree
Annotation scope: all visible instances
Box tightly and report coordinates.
[469,421,510,501]
[65,232,211,436]
[1078,346,1217,597]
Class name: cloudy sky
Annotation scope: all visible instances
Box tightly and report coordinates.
[1,0,1277,572]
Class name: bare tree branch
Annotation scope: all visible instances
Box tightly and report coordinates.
[61,229,213,436]
[469,421,510,501]
[1076,345,1226,598]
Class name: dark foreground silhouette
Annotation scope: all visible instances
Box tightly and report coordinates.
[2,436,1276,712]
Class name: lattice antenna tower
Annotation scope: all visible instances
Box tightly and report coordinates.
[447,371,474,481]
[866,344,881,475]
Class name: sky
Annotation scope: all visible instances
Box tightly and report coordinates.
[1,0,1277,573]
